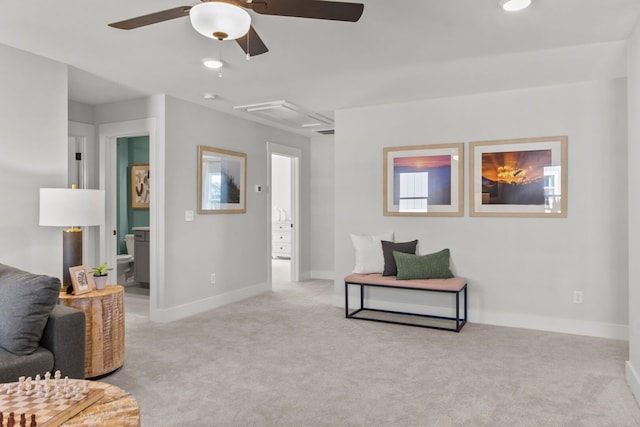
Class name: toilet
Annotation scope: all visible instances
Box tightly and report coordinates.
[116,234,135,284]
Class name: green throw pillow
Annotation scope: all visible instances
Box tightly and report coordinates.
[393,249,454,280]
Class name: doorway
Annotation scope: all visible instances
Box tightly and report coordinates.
[267,142,301,287]
[99,118,159,319]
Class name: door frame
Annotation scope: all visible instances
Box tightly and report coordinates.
[99,118,163,318]
[267,142,301,285]
[68,121,97,269]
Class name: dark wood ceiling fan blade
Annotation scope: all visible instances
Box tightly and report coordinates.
[252,0,364,22]
[236,26,269,56]
[108,6,192,30]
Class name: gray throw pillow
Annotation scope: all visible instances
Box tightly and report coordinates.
[393,249,454,280]
[0,263,61,355]
[381,240,418,276]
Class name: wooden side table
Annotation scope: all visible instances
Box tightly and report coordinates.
[59,285,125,378]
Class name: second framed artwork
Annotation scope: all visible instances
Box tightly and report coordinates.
[469,136,567,217]
[198,145,247,214]
[383,143,464,217]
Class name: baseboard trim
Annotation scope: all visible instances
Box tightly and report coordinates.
[151,282,269,322]
[333,291,629,340]
[310,270,334,280]
[626,361,640,406]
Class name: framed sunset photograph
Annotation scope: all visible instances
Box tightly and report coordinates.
[383,143,463,217]
[469,136,568,217]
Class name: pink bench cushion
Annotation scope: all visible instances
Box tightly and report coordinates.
[345,273,466,292]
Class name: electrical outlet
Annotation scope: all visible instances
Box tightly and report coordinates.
[573,290,583,304]
[210,273,216,285]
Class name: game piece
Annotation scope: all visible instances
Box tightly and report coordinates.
[0,377,104,427]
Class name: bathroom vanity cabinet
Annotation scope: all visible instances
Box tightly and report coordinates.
[133,227,150,283]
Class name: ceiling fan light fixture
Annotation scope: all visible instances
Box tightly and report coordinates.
[499,0,532,12]
[190,2,251,40]
[202,58,224,69]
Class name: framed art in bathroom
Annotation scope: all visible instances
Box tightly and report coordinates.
[383,143,464,217]
[198,145,247,214]
[469,135,567,217]
[131,164,150,209]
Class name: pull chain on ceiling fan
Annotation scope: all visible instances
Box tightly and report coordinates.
[108,0,365,57]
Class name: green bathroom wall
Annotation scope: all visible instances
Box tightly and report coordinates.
[116,136,149,254]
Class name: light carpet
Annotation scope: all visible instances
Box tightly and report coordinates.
[104,278,640,426]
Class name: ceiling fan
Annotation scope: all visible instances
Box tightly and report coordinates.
[108,0,365,57]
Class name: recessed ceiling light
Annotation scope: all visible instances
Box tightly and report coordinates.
[202,58,223,69]
[499,0,531,12]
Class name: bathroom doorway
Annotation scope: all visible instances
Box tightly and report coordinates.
[100,118,158,318]
[268,142,301,287]
[115,136,150,296]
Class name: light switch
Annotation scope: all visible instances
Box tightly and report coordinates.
[185,210,194,222]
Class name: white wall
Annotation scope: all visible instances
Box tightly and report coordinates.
[272,155,291,221]
[626,19,640,403]
[310,135,335,279]
[334,79,628,339]
[0,44,68,276]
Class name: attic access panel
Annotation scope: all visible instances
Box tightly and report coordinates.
[234,101,334,132]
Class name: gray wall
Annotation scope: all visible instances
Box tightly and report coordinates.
[74,95,310,319]
[162,96,310,310]
[310,135,335,279]
[0,44,68,276]
[334,78,628,339]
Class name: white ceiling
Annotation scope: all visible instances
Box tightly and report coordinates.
[1,0,639,135]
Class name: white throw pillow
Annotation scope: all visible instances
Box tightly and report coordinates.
[350,232,394,274]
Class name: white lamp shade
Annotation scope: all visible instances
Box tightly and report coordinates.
[39,188,105,227]
[190,2,251,40]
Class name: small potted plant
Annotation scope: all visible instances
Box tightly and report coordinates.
[90,263,113,290]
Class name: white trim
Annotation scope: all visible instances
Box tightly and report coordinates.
[267,142,302,286]
[151,282,269,323]
[68,121,96,268]
[310,270,334,280]
[98,118,162,320]
[626,362,640,406]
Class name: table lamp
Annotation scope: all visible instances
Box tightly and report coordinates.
[39,186,105,293]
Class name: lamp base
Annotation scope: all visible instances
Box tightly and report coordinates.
[63,228,83,293]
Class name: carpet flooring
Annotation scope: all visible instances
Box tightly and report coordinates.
[103,271,640,426]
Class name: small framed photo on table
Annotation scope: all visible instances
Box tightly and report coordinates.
[69,265,93,295]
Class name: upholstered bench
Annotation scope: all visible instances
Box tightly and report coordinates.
[344,273,467,332]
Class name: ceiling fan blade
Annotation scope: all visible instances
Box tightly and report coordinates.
[252,0,364,22]
[236,26,269,56]
[108,6,192,30]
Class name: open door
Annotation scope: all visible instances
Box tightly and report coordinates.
[267,142,301,286]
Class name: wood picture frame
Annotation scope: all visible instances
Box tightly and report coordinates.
[383,143,464,217]
[131,164,150,209]
[469,136,568,217]
[69,265,93,295]
[198,145,247,214]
